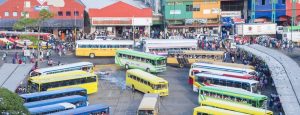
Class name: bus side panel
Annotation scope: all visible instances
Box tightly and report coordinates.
[47,82,98,94]
[126,76,152,94]
[166,57,178,65]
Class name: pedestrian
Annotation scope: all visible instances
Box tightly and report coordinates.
[46,41,49,50]
[12,58,16,64]
[46,50,50,60]
[2,52,7,62]
[18,58,22,64]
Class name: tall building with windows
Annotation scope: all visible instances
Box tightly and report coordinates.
[163,0,221,35]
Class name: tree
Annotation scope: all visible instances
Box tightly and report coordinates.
[13,16,38,31]
[37,9,54,37]
[0,88,29,115]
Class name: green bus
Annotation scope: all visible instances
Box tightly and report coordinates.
[199,85,268,108]
[115,50,167,73]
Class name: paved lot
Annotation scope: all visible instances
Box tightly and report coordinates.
[89,64,198,115]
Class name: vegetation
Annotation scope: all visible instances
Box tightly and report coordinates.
[0,88,29,115]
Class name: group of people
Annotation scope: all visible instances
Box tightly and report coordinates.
[237,48,283,113]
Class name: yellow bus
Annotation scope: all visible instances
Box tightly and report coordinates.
[167,50,224,68]
[200,97,273,115]
[126,69,168,96]
[75,40,134,58]
[137,94,160,115]
[28,70,98,94]
[193,106,250,115]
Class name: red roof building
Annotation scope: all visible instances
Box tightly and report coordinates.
[0,0,85,30]
[88,1,152,37]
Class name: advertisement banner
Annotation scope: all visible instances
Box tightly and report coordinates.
[236,23,277,35]
[221,11,241,18]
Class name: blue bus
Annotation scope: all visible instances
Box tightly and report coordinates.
[28,102,76,115]
[24,95,88,108]
[20,88,87,103]
[49,104,110,115]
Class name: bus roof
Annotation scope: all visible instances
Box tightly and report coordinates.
[28,102,75,114]
[20,88,86,98]
[192,62,254,72]
[24,95,85,108]
[49,104,109,115]
[127,69,168,84]
[117,50,166,60]
[76,40,134,45]
[29,70,96,84]
[138,94,159,110]
[194,106,250,115]
[195,73,258,84]
[201,98,273,114]
[201,85,267,100]
[206,62,255,70]
[168,50,224,55]
[33,62,93,73]
[145,39,197,44]
[145,43,197,48]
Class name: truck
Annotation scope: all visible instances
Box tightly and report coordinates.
[235,23,277,36]
[277,26,300,46]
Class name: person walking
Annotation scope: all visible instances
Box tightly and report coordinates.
[2,52,7,63]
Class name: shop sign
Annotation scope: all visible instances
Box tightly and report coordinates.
[170,10,181,14]
[221,11,241,18]
[34,6,49,11]
[211,8,220,14]
[133,18,152,26]
[185,19,207,24]
[92,18,132,26]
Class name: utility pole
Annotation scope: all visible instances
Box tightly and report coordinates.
[291,0,296,41]
[251,0,256,23]
[271,0,276,23]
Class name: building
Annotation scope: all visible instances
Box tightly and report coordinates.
[220,0,246,36]
[87,0,152,38]
[0,0,85,37]
[163,0,221,35]
[286,0,300,25]
[248,0,286,24]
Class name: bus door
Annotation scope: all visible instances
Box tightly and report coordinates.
[176,55,189,68]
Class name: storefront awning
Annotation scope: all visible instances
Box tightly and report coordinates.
[168,24,221,28]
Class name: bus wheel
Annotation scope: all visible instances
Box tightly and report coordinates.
[132,85,135,91]
[147,91,150,93]
[146,68,150,73]
[125,64,129,70]
[89,53,95,58]
[179,64,184,68]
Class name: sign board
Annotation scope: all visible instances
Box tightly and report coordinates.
[203,9,211,14]
[133,18,152,26]
[170,10,181,14]
[34,6,49,11]
[185,19,207,24]
[221,11,241,18]
[236,23,277,35]
[92,18,132,26]
[24,50,31,57]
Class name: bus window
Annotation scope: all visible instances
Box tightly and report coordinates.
[226,81,233,87]
[219,79,226,86]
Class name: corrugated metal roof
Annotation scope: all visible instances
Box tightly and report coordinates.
[2,64,34,91]
[80,0,149,10]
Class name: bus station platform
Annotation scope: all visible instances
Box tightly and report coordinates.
[0,63,34,92]
[237,44,300,115]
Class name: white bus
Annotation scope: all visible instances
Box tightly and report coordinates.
[137,94,160,115]
[195,73,259,93]
[29,62,94,77]
[190,62,257,79]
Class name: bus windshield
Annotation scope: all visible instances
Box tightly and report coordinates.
[156,59,166,65]
[153,84,167,90]
[28,81,39,93]
[138,110,154,115]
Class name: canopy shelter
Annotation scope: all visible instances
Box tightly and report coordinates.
[0,64,34,92]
